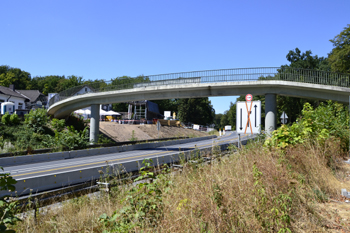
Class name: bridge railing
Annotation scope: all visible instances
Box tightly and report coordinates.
[49,67,350,107]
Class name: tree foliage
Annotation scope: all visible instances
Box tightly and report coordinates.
[177,98,215,126]
[281,48,330,71]
[111,75,149,87]
[328,24,350,73]
[275,47,327,124]
[0,65,31,90]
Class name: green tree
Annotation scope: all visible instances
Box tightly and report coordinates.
[219,112,229,129]
[152,99,178,115]
[274,48,330,124]
[0,65,31,90]
[328,24,350,73]
[111,75,150,87]
[56,75,84,92]
[214,113,223,130]
[29,75,66,94]
[112,103,129,113]
[281,48,330,71]
[226,102,236,130]
[83,79,108,91]
[177,98,215,125]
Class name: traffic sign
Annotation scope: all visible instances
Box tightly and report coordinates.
[280,111,288,124]
[245,94,253,102]
[236,100,261,134]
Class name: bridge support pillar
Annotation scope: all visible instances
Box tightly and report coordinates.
[90,104,100,144]
[265,94,277,137]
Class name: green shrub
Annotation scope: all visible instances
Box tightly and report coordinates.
[10,113,20,125]
[265,101,348,152]
[0,166,20,232]
[55,126,89,150]
[99,159,170,232]
[1,112,11,125]
[98,135,114,144]
[24,108,49,133]
[66,114,86,131]
[51,118,66,132]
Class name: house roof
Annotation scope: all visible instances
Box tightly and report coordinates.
[16,90,45,102]
[0,86,30,101]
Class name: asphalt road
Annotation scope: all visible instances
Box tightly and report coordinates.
[4,132,250,180]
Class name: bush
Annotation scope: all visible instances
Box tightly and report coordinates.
[1,112,11,125]
[10,113,20,125]
[265,101,349,153]
[99,159,168,231]
[0,167,20,232]
[24,108,49,133]
[55,126,89,150]
[98,135,114,144]
[51,118,66,132]
[66,114,86,131]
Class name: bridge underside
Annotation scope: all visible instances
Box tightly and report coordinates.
[47,80,350,141]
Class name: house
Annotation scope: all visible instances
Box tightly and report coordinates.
[0,85,30,111]
[16,90,47,109]
[72,85,95,96]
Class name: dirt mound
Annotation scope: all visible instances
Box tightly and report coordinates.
[99,122,208,142]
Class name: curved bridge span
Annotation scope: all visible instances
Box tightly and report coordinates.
[47,67,350,141]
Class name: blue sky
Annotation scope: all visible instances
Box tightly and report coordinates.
[1,0,349,114]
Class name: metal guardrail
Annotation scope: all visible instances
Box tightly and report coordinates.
[48,67,350,107]
[0,137,191,158]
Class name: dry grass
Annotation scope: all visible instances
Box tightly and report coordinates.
[14,138,350,232]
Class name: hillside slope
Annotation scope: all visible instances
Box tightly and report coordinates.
[99,122,209,142]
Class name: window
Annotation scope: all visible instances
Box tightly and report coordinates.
[85,88,88,92]
[18,103,23,109]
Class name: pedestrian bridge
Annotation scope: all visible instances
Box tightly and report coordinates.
[47,67,350,141]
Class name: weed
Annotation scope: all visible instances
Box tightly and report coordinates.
[99,159,167,232]
[0,167,20,232]
[129,130,138,142]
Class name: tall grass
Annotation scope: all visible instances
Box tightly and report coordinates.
[14,138,350,232]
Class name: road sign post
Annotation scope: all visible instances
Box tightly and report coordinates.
[238,133,241,148]
[156,120,161,138]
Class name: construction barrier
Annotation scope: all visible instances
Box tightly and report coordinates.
[158,119,181,127]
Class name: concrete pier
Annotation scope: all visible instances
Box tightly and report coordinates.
[265,93,277,136]
[90,104,100,143]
